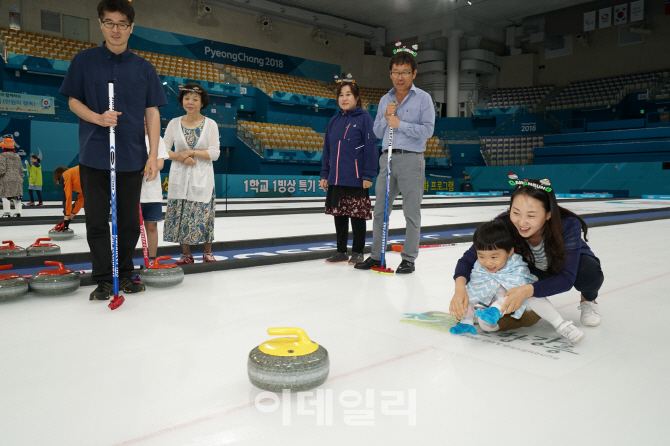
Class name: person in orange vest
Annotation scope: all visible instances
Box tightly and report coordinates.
[52,165,84,231]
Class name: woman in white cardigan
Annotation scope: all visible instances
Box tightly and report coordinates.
[163,83,220,264]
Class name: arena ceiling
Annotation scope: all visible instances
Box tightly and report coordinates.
[232,0,597,35]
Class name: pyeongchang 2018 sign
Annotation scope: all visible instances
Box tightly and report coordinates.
[203,46,286,70]
[130,26,339,82]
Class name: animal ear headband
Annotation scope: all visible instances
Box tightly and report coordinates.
[178,84,202,94]
[393,41,418,56]
[507,172,553,193]
[334,73,355,84]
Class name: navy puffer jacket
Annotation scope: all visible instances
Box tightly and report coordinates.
[320,106,378,187]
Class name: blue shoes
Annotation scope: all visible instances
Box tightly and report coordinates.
[475,307,502,325]
[450,323,477,335]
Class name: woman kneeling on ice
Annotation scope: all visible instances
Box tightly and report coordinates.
[449,174,604,337]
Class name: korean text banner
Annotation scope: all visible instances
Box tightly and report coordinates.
[0,92,55,115]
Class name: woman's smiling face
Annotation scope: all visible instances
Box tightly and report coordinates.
[509,193,551,240]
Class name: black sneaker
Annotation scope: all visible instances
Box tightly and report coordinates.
[90,281,113,301]
[354,256,382,270]
[396,260,415,274]
[325,252,349,263]
[120,277,145,293]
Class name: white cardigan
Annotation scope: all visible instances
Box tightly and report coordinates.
[164,116,220,203]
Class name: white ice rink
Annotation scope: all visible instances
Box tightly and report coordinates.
[1,198,669,445]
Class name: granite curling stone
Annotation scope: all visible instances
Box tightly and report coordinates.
[0,265,29,302]
[29,261,80,295]
[0,240,27,258]
[26,238,61,257]
[48,228,75,241]
[139,255,184,288]
[248,327,329,392]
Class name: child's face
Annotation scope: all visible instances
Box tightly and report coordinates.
[30,157,38,164]
[476,248,513,274]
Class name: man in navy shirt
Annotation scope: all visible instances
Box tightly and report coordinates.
[60,0,167,300]
[355,50,435,274]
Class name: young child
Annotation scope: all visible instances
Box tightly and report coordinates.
[0,137,23,217]
[140,119,169,263]
[450,221,585,344]
[25,154,44,206]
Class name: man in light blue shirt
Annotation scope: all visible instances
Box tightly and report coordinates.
[355,50,435,273]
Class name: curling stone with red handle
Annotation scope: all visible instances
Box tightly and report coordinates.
[0,241,27,258]
[139,255,184,288]
[0,265,29,301]
[26,238,61,257]
[29,262,80,295]
[48,227,75,241]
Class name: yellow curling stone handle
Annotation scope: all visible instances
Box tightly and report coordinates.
[258,327,319,357]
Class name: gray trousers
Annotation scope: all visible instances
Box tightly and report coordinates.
[371,151,425,262]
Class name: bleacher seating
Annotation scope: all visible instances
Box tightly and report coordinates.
[486,86,553,110]
[133,50,221,83]
[481,135,543,166]
[238,120,446,159]
[238,121,325,151]
[547,70,668,110]
[326,82,387,109]
[425,137,447,158]
[656,82,670,100]
[224,65,334,99]
[1,27,96,60]
[0,27,223,83]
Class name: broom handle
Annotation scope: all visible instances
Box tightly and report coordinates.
[138,203,150,268]
[109,81,119,298]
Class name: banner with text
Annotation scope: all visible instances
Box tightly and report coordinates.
[129,26,340,83]
[0,92,54,115]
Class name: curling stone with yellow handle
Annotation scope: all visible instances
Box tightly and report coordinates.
[248,327,329,392]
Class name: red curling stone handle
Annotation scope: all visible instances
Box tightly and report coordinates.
[149,255,178,269]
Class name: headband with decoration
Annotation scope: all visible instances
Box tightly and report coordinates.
[334,73,355,84]
[393,41,418,57]
[178,84,203,94]
[507,172,553,193]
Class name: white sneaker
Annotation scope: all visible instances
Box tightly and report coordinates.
[556,320,585,344]
[578,301,601,327]
[1,212,10,218]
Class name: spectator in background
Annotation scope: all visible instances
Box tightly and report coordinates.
[163,83,220,264]
[0,137,23,218]
[25,154,44,206]
[319,78,377,265]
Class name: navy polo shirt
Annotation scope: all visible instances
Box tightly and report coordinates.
[59,43,167,171]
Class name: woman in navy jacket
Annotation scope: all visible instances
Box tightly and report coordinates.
[449,176,604,330]
[320,80,378,265]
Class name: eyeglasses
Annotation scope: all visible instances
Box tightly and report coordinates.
[391,71,413,78]
[101,21,131,30]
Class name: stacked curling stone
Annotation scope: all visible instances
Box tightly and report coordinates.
[0,240,27,258]
[29,261,80,295]
[0,265,29,302]
[48,228,75,241]
[139,255,184,288]
[248,327,330,392]
[26,238,61,256]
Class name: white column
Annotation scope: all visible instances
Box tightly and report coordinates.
[447,29,464,118]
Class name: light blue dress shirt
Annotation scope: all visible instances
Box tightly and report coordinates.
[373,83,436,153]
